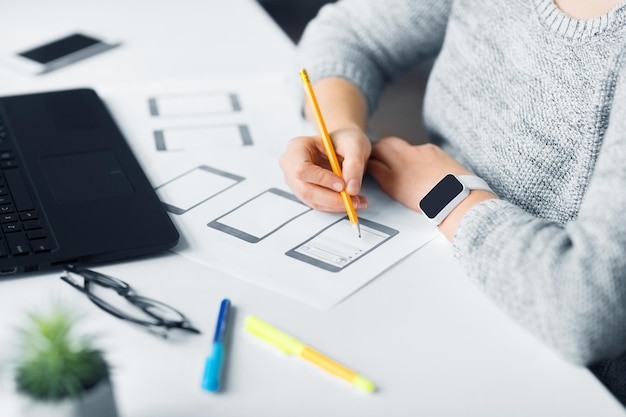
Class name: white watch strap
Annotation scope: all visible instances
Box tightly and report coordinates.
[457,175,494,194]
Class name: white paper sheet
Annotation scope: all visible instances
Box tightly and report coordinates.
[98,74,438,309]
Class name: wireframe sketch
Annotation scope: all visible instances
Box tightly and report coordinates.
[286,217,399,272]
[148,92,241,116]
[208,188,311,243]
[156,165,245,215]
[153,124,253,151]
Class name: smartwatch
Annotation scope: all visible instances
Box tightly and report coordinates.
[419,174,494,225]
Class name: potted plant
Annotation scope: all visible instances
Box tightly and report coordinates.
[13,306,119,417]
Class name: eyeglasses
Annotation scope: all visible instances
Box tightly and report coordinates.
[60,266,201,338]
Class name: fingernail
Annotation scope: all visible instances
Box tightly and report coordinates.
[332,182,344,192]
[356,199,368,210]
[347,179,360,194]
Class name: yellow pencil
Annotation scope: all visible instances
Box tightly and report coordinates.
[299,69,361,238]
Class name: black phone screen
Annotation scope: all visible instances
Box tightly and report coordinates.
[19,33,101,64]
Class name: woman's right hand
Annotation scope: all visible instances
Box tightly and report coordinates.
[279,127,371,212]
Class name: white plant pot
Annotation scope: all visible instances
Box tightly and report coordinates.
[18,377,119,417]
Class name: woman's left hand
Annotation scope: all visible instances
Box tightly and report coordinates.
[367,137,471,210]
[367,136,496,239]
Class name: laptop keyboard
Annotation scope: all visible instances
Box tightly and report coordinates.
[0,119,56,258]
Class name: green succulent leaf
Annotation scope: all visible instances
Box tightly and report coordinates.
[14,306,109,401]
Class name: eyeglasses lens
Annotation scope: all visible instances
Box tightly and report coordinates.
[133,296,186,323]
[87,279,164,326]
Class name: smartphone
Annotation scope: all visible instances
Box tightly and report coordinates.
[3,32,120,75]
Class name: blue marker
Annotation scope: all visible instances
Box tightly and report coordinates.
[202,298,231,392]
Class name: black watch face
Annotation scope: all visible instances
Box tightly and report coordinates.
[420,174,464,218]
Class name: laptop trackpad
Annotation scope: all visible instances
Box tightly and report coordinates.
[40,151,134,204]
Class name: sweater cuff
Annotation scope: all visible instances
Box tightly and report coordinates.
[452,198,519,279]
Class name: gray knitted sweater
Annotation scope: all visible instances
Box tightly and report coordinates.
[298,0,626,366]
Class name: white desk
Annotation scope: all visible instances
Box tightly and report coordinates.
[0,1,624,416]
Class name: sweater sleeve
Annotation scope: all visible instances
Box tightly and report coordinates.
[297,0,452,114]
[453,57,626,366]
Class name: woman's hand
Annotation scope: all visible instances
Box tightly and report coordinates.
[367,137,470,210]
[279,127,371,212]
[368,136,497,240]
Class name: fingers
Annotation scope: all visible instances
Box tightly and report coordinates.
[280,134,369,212]
[366,157,390,183]
[341,156,366,195]
[294,182,368,212]
[297,163,345,192]
[281,163,367,212]
[332,129,371,195]
[280,136,343,189]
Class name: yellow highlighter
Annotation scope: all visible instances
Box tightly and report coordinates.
[245,315,375,393]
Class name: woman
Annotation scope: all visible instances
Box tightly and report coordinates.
[279,0,626,402]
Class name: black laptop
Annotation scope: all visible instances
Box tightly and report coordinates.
[0,88,179,275]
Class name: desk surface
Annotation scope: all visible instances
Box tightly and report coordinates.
[0,1,624,416]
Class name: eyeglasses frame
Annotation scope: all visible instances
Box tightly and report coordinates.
[60,266,200,338]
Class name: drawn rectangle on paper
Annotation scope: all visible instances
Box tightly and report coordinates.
[156,165,244,215]
[154,124,252,151]
[148,92,240,116]
[208,188,310,243]
[286,217,398,272]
